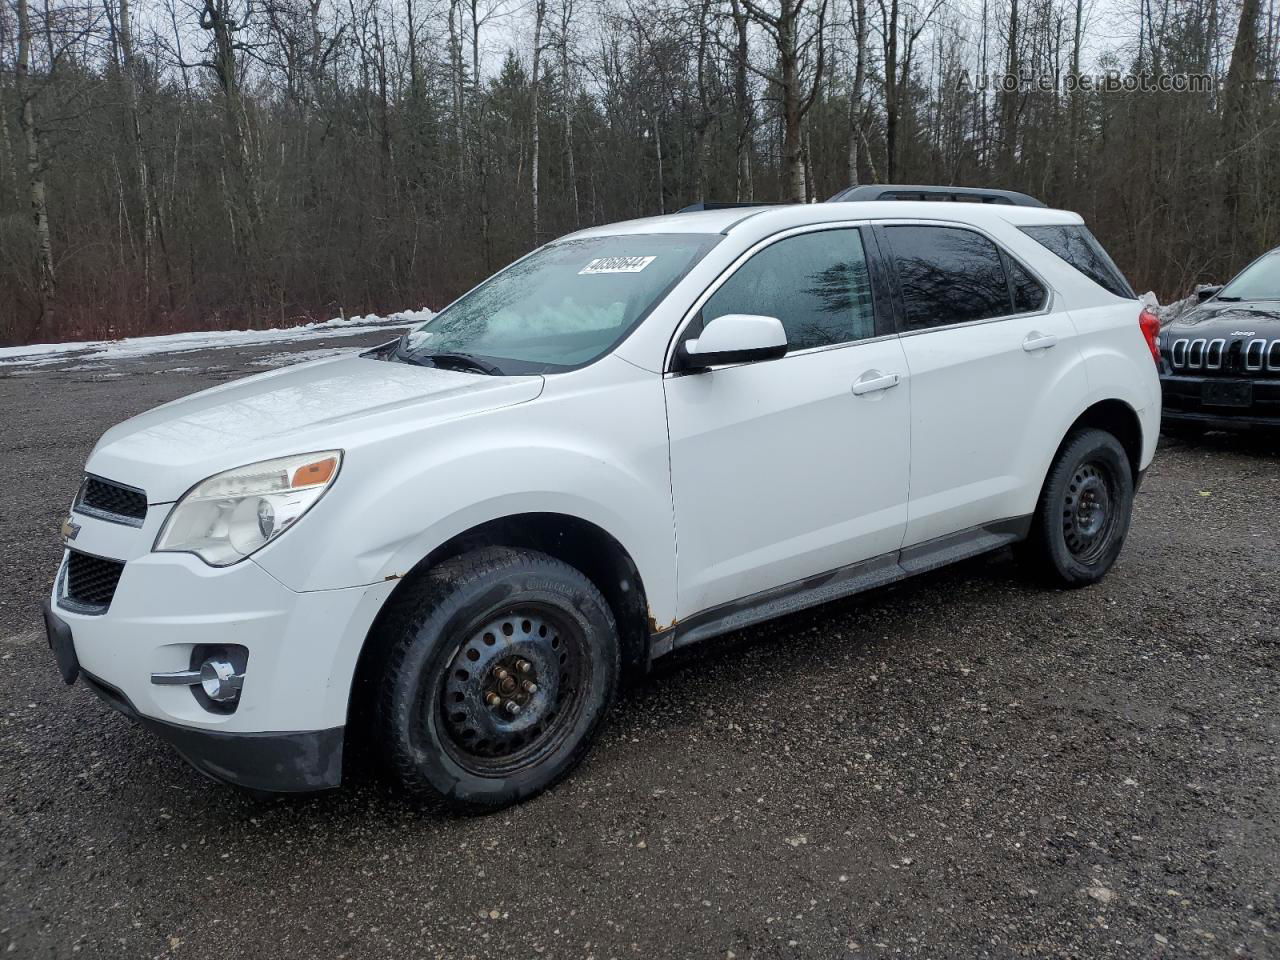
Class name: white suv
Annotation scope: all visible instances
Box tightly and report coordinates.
[44,185,1162,810]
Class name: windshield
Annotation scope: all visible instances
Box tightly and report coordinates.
[1219,250,1280,301]
[397,233,719,374]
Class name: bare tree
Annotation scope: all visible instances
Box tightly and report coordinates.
[14,0,55,331]
[742,0,830,201]
[846,0,868,184]
[556,0,579,225]
[728,0,753,200]
[531,0,546,241]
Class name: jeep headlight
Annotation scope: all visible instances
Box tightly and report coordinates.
[155,451,341,566]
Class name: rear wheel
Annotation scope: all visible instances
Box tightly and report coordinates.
[373,547,619,812]
[1026,428,1134,587]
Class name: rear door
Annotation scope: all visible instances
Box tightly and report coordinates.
[879,222,1089,546]
[664,225,911,619]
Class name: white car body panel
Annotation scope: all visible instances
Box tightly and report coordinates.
[86,355,544,503]
[49,196,1162,768]
[666,336,911,618]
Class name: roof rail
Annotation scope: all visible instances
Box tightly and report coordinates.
[675,201,788,213]
[827,184,1046,208]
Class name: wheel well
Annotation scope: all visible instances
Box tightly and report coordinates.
[1065,399,1143,479]
[349,513,653,729]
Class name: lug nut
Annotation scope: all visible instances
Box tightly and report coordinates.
[504,700,521,715]
[517,660,532,674]
[485,692,501,707]
[522,680,538,694]
[494,667,510,681]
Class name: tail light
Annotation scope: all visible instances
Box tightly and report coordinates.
[1138,307,1161,363]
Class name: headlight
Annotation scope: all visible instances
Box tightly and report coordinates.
[155,451,342,566]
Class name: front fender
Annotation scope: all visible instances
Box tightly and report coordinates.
[253,358,677,627]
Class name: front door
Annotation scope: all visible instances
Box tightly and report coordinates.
[664,226,912,620]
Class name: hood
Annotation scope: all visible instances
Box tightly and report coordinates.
[1165,300,1280,337]
[85,354,544,502]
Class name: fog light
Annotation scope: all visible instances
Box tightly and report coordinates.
[199,658,244,703]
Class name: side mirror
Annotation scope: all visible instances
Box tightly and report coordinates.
[1195,284,1222,303]
[679,314,788,371]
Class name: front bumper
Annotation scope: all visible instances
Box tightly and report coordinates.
[1162,408,1280,431]
[1160,374,1280,429]
[47,508,397,790]
[81,667,343,791]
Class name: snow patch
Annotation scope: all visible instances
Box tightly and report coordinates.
[0,308,432,367]
[249,347,355,368]
[1144,287,1216,325]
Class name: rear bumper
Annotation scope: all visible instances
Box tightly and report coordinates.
[80,668,343,792]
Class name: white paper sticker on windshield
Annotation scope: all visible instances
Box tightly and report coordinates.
[579,256,656,275]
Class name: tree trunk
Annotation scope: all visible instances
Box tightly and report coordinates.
[693,0,713,203]
[1222,0,1261,257]
[780,0,805,202]
[883,0,899,180]
[1001,0,1020,172]
[201,0,268,321]
[559,0,579,226]
[118,0,155,310]
[15,0,54,332]
[846,0,867,185]
[532,0,545,243]
[449,0,465,176]
[730,0,753,201]
[1069,0,1082,179]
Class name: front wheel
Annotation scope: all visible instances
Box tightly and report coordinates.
[373,547,620,812]
[1025,428,1135,587]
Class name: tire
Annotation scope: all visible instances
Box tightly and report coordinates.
[372,546,620,812]
[1025,428,1134,588]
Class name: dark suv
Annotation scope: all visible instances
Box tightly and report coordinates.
[1159,247,1280,434]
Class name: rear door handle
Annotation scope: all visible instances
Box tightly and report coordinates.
[851,370,902,396]
[1022,332,1058,352]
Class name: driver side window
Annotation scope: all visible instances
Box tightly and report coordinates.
[701,228,877,351]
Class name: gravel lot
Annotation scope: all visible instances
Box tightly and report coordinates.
[1,333,1277,959]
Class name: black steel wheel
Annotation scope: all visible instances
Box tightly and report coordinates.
[438,606,588,777]
[372,547,619,812]
[1060,460,1119,565]
[1026,427,1135,587]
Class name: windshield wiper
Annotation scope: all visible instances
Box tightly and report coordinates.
[398,350,503,376]
[1215,295,1243,302]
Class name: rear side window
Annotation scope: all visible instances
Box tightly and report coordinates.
[1007,256,1048,313]
[886,226,1013,330]
[702,228,876,350]
[1020,225,1136,299]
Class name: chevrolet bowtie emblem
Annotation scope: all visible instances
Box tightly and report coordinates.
[60,516,80,542]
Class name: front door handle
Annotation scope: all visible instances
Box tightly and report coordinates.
[1022,331,1058,352]
[851,370,902,396]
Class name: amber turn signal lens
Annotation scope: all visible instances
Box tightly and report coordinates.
[292,457,337,488]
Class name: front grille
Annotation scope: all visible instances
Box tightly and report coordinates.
[76,475,147,526]
[1164,335,1280,378]
[61,550,126,613]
